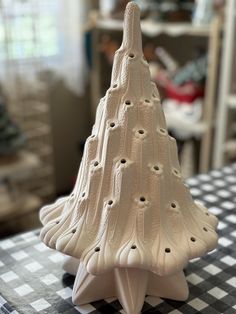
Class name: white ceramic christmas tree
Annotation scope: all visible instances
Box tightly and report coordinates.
[40,3,218,314]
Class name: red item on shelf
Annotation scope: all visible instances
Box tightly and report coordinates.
[165,81,204,103]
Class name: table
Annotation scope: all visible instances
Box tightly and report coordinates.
[0,164,236,314]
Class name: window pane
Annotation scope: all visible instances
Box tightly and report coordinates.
[22,41,35,58]
[10,16,33,41]
[38,15,55,29]
[0,47,6,60]
[0,21,5,42]
[38,40,58,57]
[8,41,22,59]
[0,0,60,60]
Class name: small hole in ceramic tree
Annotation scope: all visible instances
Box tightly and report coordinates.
[153,165,160,171]
[125,100,131,105]
[110,122,115,128]
[113,84,118,88]
[82,192,85,197]
[129,53,134,58]
[94,247,100,252]
[171,202,176,208]
[91,135,95,138]
[94,161,99,167]
[56,221,60,224]
[72,229,76,234]
[138,129,144,134]
[120,159,126,164]
[203,227,208,232]
[131,245,137,249]
[108,200,113,205]
[173,168,179,176]
[190,237,196,242]
[145,99,150,103]
[165,248,171,253]
[160,128,167,134]
[205,212,209,216]
[140,196,146,202]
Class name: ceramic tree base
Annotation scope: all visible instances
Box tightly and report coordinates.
[63,257,188,314]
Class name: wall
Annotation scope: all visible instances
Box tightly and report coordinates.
[48,77,91,195]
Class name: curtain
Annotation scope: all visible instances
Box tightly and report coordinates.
[0,0,90,95]
[55,0,90,94]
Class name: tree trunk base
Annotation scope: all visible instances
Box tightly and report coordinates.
[63,257,189,314]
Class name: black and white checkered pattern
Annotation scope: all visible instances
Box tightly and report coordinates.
[0,164,236,313]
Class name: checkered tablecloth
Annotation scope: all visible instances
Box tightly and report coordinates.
[0,164,236,314]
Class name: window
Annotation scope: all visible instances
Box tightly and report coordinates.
[0,0,60,60]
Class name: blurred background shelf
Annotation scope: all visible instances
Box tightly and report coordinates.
[0,194,41,223]
[5,83,56,201]
[0,150,43,236]
[0,193,42,237]
[0,151,40,180]
[228,95,236,108]
[94,16,211,37]
[10,101,49,118]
